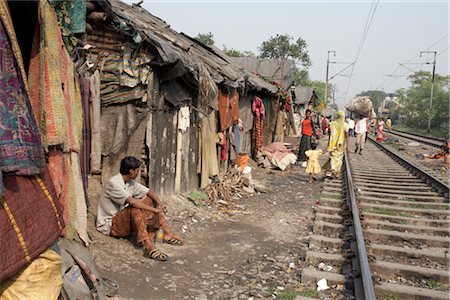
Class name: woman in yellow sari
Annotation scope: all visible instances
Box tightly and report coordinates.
[326,111,350,178]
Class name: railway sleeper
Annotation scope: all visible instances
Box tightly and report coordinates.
[315,213,343,224]
[355,182,432,191]
[375,282,449,300]
[362,212,450,227]
[364,228,450,248]
[368,243,449,266]
[357,191,445,202]
[305,251,353,273]
[359,197,449,209]
[316,198,344,208]
[353,177,427,187]
[361,202,449,217]
[352,170,414,177]
[353,175,423,183]
[301,267,347,287]
[353,172,419,180]
[371,261,449,286]
[359,195,449,204]
[357,186,442,197]
[313,221,353,239]
[316,205,342,215]
[363,219,449,237]
[309,234,345,250]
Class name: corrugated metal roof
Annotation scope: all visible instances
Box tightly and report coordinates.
[292,86,313,104]
[105,0,276,94]
[231,57,297,90]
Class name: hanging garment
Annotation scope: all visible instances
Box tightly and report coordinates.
[0,7,45,194]
[198,113,219,188]
[218,89,239,131]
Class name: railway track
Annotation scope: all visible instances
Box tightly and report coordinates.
[301,139,449,299]
[388,129,447,148]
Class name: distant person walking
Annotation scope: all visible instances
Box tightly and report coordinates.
[325,111,349,178]
[321,115,329,135]
[354,117,367,155]
[297,109,316,164]
[386,118,392,131]
[376,119,386,142]
[347,117,355,137]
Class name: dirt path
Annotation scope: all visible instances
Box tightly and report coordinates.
[88,137,330,300]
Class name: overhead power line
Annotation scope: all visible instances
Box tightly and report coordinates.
[382,46,448,90]
[342,0,380,101]
[377,34,449,90]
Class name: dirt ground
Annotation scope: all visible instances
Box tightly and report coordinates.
[86,136,330,300]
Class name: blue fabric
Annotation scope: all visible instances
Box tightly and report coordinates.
[233,125,241,154]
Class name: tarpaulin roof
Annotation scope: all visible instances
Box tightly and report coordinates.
[231,57,297,90]
[104,0,276,95]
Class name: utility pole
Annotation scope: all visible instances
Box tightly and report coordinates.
[420,51,437,134]
[324,50,336,106]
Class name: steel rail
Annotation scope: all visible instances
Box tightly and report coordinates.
[344,152,377,300]
[368,136,449,198]
[388,129,447,148]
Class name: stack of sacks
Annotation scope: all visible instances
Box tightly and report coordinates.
[345,96,373,117]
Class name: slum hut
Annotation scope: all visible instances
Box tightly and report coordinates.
[84,0,277,194]
[232,57,298,144]
[292,86,315,118]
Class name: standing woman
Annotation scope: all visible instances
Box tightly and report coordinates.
[326,111,350,178]
[297,109,316,163]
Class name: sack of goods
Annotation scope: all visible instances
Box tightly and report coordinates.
[345,96,373,117]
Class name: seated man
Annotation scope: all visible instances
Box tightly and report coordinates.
[96,156,183,261]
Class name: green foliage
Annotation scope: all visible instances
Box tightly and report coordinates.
[384,292,400,300]
[293,69,311,86]
[298,288,320,298]
[258,34,311,67]
[310,80,336,105]
[356,90,387,112]
[394,71,449,137]
[194,32,215,46]
[274,289,299,300]
[425,279,448,290]
[222,46,255,57]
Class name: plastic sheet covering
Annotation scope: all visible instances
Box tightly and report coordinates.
[0,249,63,300]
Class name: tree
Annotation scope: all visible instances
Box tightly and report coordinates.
[222,46,255,57]
[356,90,387,113]
[311,80,335,105]
[194,32,215,46]
[258,34,311,67]
[395,71,449,135]
[293,69,311,86]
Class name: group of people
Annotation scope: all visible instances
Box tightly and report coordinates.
[298,110,394,181]
[298,110,350,181]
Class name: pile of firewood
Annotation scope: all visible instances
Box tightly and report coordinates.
[204,169,243,205]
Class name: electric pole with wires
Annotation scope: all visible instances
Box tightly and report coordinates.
[420,50,437,134]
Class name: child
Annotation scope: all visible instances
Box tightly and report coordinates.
[305,142,323,183]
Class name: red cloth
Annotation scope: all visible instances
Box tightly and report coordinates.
[218,89,239,131]
[252,96,265,118]
[220,134,227,161]
[321,117,328,130]
[302,119,313,136]
[285,98,291,112]
[253,115,263,152]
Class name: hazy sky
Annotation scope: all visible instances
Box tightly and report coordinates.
[138,1,449,108]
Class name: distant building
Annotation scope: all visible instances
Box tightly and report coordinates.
[378,93,398,118]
